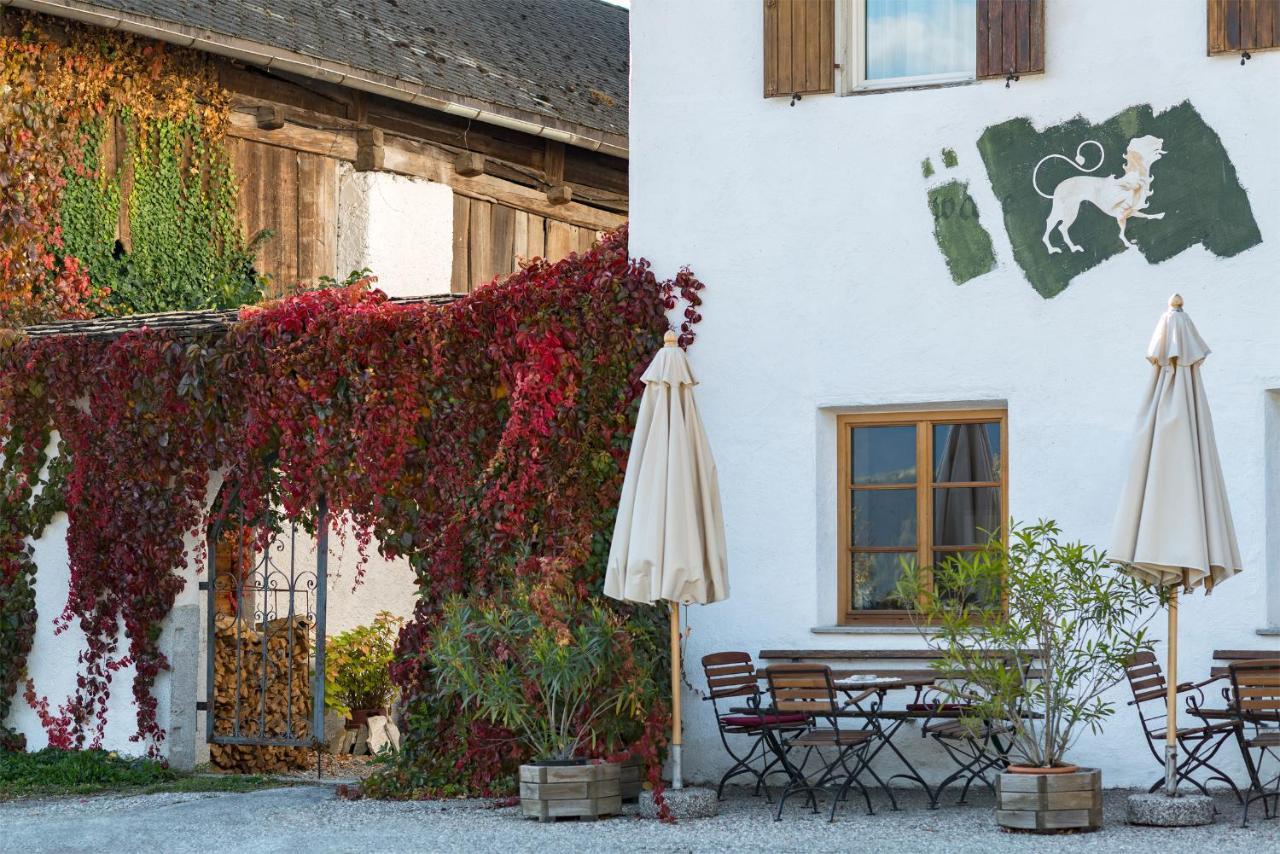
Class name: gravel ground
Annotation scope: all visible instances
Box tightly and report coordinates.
[0,784,1276,854]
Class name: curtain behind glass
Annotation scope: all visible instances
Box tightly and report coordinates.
[865,0,977,81]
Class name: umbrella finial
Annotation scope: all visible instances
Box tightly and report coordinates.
[663,330,678,347]
[1169,293,1183,310]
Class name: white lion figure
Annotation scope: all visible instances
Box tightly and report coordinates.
[1033,135,1167,254]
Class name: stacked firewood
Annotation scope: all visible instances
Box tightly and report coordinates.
[209,614,314,773]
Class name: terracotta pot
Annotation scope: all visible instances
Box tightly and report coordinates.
[343,707,389,730]
[1005,763,1080,775]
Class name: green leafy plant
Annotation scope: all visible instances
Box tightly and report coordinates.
[428,585,656,762]
[898,519,1159,768]
[324,612,403,719]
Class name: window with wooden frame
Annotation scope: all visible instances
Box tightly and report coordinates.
[836,409,1008,624]
[764,1,1043,98]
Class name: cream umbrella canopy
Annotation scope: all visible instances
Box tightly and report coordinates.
[1110,294,1243,797]
[605,330,728,789]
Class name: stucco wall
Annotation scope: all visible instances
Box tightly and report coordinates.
[631,0,1279,787]
[337,166,454,297]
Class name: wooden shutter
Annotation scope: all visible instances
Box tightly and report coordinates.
[763,0,835,98]
[977,0,1045,79]
[1209,0,1280,54]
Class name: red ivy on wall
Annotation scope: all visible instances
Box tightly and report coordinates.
[0,228,706,783]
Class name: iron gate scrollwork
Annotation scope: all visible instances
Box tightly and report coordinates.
[204,497,328,749]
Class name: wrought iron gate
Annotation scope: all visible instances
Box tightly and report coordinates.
[203,499,328,749]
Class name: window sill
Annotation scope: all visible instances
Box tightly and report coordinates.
[811,624,939,635]
[1256,626,1280,637]
[839,79,976,98]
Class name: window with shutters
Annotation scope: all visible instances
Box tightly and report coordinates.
[836,409,1008,624]
[763,1,1045,98]
[850,0,979,91]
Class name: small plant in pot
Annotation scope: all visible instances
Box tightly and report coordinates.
[325,611,403,729]
[899,520,1159,833]
[429,585,653,822]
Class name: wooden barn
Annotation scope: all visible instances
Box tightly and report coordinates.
[2,0,628,300]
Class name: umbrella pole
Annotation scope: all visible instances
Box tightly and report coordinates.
[670,601,683,789]
[1164,585,1179,797]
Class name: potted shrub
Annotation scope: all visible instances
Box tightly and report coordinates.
[325,611,403,729]
[899,520,1159,833]
[428,585,653,822]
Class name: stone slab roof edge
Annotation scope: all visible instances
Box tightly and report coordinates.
[0,0,629,158]
[15,294,464,340]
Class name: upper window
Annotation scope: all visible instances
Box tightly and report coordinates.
[837,408,1007,624]
[855,0,977,90]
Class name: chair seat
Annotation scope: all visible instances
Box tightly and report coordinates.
[1150,720,1239,740]
[721,712,809,728]
[1245,731,1280,748]
[790,728,872,748]
[906,702,972,713]
[925,719,1007,739]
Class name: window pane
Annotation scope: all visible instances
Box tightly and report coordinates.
[852,488,917,547]
[934,551,1001,609]
[851,552,916,611]
[933,487,1001,546]
[852,425,916,484]
[934,422,1001,483]
[865,0,977,81]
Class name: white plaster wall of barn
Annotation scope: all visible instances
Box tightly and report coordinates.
[336,165,455,297]
[630,0,1280,789]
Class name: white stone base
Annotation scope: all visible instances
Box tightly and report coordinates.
[1126,793,1215,826]
[639,786,719,820]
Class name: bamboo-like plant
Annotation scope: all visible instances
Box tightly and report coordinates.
[427,586,653,762]
[897,520,1159,768]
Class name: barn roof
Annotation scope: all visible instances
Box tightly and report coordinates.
[9,0,629,155]
[17,294,462,340]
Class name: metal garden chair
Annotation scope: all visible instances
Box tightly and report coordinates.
[1123,651,1242,801]
[764,664,877,822]
[700,651,806,801]
[1228,659,1280,826]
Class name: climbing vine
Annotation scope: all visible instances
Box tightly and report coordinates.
[0,229,706,796]
[0,10,262,324]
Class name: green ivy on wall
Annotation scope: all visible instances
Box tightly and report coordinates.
[60,115,267,316]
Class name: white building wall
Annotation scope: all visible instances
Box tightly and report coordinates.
[631,0,1279,787]
[337,166,455,297]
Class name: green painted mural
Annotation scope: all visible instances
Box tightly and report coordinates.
[977,101,1261,298]
[929,180,996,285]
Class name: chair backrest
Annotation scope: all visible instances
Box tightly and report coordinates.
[701,651,759,703]
[1229,660,1280,725]
[765,664,838,717]
[1123,651,1169,736]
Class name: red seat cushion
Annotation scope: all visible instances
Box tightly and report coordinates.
[721,713,809,728]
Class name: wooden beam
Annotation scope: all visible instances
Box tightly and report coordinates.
[454,151,485,177]
[356,128,385,172]
[546,185,573,206]
[254,105,286,130]
[544,140,566,185]
[226,111,624,231]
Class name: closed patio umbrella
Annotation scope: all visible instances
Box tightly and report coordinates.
[1110,293,1243,797]
[605,330,728,789]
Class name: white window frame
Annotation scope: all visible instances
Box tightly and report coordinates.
[840,0,977,94]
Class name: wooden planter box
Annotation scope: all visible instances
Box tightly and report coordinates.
[520,762,621,822]
[996,768,1102,833]
[619,757,643,803]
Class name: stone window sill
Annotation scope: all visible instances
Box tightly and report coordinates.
[810,625,939,635]
[1256,626,1280,637]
